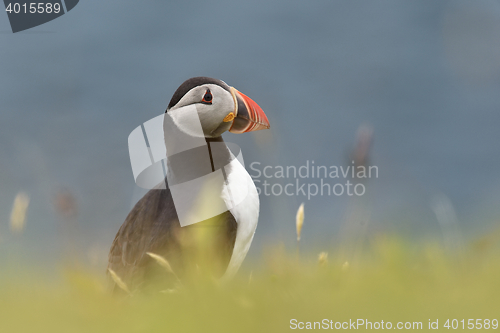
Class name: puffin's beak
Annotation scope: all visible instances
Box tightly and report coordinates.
[229,87,270,134]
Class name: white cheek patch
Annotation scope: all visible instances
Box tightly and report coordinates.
[128,105,207,189]
[167,104,207,141]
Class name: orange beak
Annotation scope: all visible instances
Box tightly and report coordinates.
[229,87,270,133]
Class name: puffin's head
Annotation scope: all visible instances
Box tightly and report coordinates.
[166,77,270,138]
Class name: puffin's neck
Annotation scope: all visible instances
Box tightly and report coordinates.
[165,136,232,186]
[205,136,225,172]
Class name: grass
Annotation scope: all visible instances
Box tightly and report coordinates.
[3,196,499,331]
[0,236,499,332]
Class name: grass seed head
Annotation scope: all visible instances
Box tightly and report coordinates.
[10,192,30,233]
[342,261,350,271]
[318,252,328,266]
[107,268,130,294]
[146,252,181,281]
[296,203,305,242]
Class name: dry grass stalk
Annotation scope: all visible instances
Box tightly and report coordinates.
[107,268,130,294]
[10,192,30,233]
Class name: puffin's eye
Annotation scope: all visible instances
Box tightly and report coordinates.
[201,89,213,104]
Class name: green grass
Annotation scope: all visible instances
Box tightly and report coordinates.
[1,236,499,332]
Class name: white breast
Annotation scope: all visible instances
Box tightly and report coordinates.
[220,153,259,281]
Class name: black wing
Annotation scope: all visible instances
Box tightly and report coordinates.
[107,184,237,293]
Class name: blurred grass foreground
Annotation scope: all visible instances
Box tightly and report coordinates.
[1,236,500,332]
[1,195,500,332]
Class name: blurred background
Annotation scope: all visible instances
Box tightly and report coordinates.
[1,0,500,270]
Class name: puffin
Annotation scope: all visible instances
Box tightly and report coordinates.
[107,77,270,293]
